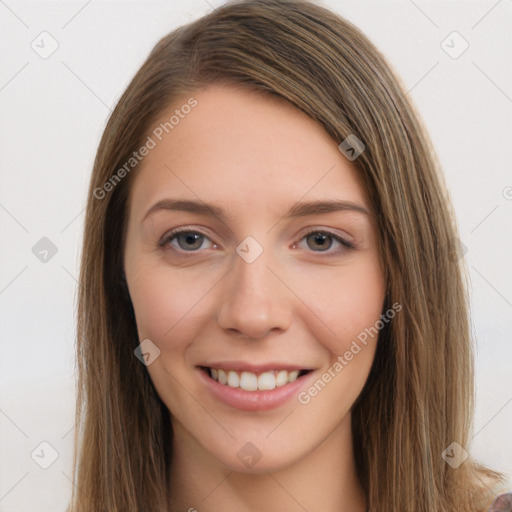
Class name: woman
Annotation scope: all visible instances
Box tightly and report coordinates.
[67,1,510,510]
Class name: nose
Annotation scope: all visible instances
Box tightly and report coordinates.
[216,244,293,340]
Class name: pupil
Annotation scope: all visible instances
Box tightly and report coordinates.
[180,233,202,250]
[309,232,332,251]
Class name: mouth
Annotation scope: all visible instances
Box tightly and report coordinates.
[199,366,313,392]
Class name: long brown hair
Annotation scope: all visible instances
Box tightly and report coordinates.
[67,1,507,510]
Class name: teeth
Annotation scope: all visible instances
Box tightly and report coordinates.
[257,371,275,390]
[287,370,299,383]
[208,368,305,391]
[217,369,227,385]
[240,371,258,391]
[227,371,239,388]
[275,370,288,387]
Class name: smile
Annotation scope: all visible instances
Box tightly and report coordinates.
[202,367,311,391]
[197,365,315,411]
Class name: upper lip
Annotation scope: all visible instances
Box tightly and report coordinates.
[198,361,314,373]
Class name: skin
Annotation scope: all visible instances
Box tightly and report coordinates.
[123,84,386,511]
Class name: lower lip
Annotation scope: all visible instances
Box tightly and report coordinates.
[197,368,315,411]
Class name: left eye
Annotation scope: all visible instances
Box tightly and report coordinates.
[159,229,355,254]
[298,230,355,253]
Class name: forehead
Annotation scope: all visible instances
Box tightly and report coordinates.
[127,84,368,222]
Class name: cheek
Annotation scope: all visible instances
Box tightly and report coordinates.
[127,260,216,350]
[290,257,386,357]
[128,263,181,343]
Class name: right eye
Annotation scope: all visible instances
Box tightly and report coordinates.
[159,228,217,253]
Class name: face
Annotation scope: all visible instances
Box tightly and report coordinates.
[123,84,386,473]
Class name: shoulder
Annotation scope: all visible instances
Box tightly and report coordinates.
[488,492,512,512]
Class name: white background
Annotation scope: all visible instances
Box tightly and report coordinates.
[0,0,511,510]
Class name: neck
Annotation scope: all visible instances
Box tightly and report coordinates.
[168,414,367,512]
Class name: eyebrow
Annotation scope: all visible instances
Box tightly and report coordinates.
[142,198,370,224]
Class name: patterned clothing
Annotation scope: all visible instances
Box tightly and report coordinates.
[489,492,512,512]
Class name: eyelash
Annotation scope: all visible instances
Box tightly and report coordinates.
[158,227,356,256]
